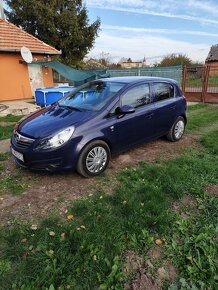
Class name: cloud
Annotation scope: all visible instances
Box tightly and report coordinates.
[86,0,218,25]
[89,31,210,64]
[102,24,218,37]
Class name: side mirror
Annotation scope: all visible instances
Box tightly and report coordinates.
[119,105,135,114]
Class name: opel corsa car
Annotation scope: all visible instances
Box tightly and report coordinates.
[11,77,187,177]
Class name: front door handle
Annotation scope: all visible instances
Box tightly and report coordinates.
[145,112,154,119]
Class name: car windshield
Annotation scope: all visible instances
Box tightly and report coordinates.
[58,81,125,111]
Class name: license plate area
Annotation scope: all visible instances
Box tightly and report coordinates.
[11,148,24,162]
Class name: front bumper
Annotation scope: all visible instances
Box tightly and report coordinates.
[11,134,82,172]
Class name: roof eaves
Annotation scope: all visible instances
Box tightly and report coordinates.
[0,48,61,55]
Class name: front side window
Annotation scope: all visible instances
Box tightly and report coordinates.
[153,83,174,102]
[58,81,125,111]
[121,83,150,108]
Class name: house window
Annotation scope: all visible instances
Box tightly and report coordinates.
[53,71,70,84]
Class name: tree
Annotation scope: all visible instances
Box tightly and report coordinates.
[5,0,100,67]
[82,52,121,69]
[155,54,193,67]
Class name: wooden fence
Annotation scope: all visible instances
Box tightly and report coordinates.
[182,65,218,103]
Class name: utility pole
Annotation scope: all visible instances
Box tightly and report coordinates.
[0,0,5,19]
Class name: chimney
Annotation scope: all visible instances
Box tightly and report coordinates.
[0,0,5,19]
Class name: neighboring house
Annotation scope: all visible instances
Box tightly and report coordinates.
[0,18,61,102]
[120,61,145,69]
[205,44,218,67]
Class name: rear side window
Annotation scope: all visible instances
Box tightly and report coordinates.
[153,83,174,102]
[121,83,150,108]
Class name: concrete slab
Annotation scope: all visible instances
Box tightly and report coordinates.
[187,102,200,106]
[0,100,40,116]
[0,139,10,153]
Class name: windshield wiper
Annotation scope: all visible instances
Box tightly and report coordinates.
[58,104,83,112]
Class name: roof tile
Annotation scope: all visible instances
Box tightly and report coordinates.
[206,44,218,62]
[0,18,61,55]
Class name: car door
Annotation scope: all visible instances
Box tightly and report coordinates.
[113,83,156,151]
[152,82,178,136]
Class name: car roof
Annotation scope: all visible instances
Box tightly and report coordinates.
[101,76,178,84]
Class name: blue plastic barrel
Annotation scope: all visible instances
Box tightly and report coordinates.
[35,86,75,106]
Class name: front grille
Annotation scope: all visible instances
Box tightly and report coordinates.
[13,132,35,148]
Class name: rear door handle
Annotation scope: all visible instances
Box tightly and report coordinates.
[170,105,176,110]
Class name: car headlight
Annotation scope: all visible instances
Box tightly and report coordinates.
[35,126,75,150]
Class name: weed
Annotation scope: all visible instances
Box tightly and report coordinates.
[167,193,218,289]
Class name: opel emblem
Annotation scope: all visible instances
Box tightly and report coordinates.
[15,132,21,142]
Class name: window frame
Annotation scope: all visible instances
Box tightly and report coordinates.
[151,81,175,103]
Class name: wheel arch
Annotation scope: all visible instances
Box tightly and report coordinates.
[180,114,187,124]
[79,137,112,158]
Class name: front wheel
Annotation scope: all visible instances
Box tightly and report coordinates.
[166,116,185,142]
[77,140,110,177]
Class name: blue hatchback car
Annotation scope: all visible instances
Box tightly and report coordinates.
[11,77,187,177]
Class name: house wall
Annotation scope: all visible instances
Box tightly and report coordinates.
[121,62,144,69]
[0,52,54,102]
[206,61,218,77]
[206,61,218,67]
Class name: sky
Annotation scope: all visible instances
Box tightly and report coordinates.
[85,0,218,65]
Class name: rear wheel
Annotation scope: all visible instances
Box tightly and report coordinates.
[166,116,185,142]
[77,140,110,177]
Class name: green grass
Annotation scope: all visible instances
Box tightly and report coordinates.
[0,114,24,122]
[0,114,24,140]
[167,193,218,290]
[0,163,4,172]
[0,105,217,289]
[0,148,217,289]
[0,152,10,161]
[0,125,14,140]
[0,174,28,196]
[200,129,218,155]
[0,165,34,196]
[187,104,218,133]
[186,75,218,87]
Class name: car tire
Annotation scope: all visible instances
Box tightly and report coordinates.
[77,140,110,177]
[166,116,185,142]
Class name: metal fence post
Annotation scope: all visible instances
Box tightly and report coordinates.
[202,65,210,103]
[182,65,187,94]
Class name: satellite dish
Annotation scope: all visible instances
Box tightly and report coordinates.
[21,47,33,63]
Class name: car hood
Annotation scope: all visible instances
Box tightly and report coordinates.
[17,105,96,138]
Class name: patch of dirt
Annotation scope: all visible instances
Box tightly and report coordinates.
[172,194,198,219]
[0,121,16,126]
[147,246,164,260]
[124,251,144,273]
[124,249,178,290]
[111,134,199,169]
[205,185,218,196]
[127,272,161,290]
[124,251,161,290]
[0,134,200,225]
